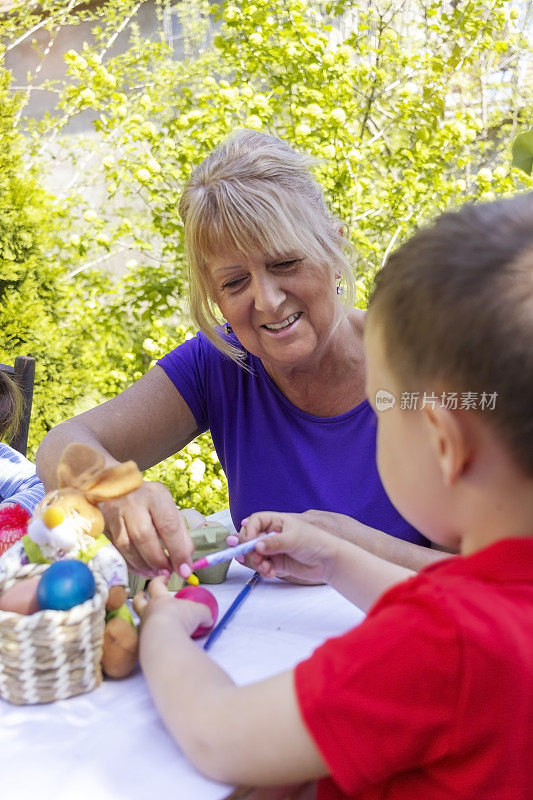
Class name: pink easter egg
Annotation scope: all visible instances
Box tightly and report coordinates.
[0,576,41,615]
[174,585,219,638]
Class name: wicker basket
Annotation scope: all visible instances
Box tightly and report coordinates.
[0,563,108,705]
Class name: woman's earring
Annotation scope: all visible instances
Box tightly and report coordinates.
[336,284,345,296]
[224,322,233,334]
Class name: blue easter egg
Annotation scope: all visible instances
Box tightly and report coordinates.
[37,560,96,611]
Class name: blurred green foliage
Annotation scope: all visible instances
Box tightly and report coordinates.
[513,127,533,174]
[0,0,531,513]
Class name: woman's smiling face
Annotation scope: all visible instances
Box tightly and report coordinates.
[208,247,341,372]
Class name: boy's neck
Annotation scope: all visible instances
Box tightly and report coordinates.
[459,464,533,557]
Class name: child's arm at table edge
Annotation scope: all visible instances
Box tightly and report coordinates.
[134,582,328,787]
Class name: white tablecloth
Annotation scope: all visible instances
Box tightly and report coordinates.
[1,510,365,800]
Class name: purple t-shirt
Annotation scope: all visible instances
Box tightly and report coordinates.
[158,330,428,546]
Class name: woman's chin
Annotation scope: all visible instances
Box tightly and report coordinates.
[261,339,318,370]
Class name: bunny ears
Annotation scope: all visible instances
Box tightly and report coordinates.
[57,443,143,503]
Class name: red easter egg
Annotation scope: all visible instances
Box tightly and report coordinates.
[174,585,219,638]
[0,576,41,615]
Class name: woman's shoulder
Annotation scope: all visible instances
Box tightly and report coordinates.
[211,325,246,350]
[161,327,246,361]
[161,328,254,385]
[196,327,250,366]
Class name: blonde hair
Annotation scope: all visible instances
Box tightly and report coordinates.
[178,130,355,362]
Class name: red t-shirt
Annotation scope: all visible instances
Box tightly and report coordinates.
[295,538,533,800]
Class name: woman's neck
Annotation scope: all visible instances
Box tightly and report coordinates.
[262,310,367,416]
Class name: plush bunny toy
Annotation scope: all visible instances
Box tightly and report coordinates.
[0,443,143,679]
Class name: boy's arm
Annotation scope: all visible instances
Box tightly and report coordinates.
[241,512,414,613]
[300,509,451,571]
[134,582,328,787]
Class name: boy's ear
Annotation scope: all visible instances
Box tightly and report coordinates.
[422,406,472,487]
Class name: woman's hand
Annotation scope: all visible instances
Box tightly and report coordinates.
[100,480,194,577]
[133,575,212,636]
[238,512,340,585]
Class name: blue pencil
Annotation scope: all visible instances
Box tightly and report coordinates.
[203,571,261,651]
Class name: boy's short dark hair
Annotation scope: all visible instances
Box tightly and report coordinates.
[0,370,23,442]
[368,192,533,476]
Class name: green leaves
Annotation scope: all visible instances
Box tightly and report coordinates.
[512,129,533,176]
[1,0,532,513]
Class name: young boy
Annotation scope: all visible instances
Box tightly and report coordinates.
[134,193,533,799]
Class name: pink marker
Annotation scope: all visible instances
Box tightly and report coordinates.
[179,532,278,578]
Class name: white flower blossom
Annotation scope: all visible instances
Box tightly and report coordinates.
[189,458,206,483]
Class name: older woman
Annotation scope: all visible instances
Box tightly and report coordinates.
[36,131,445,579]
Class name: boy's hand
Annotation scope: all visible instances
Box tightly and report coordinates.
[238,512,340,585]
[133,576,213,637]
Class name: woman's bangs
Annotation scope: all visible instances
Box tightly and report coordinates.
[194,190,307,265]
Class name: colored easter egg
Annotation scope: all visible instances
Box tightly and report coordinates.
[0,576,41,615]
[37,560,96,611]
[174,585,219,638]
